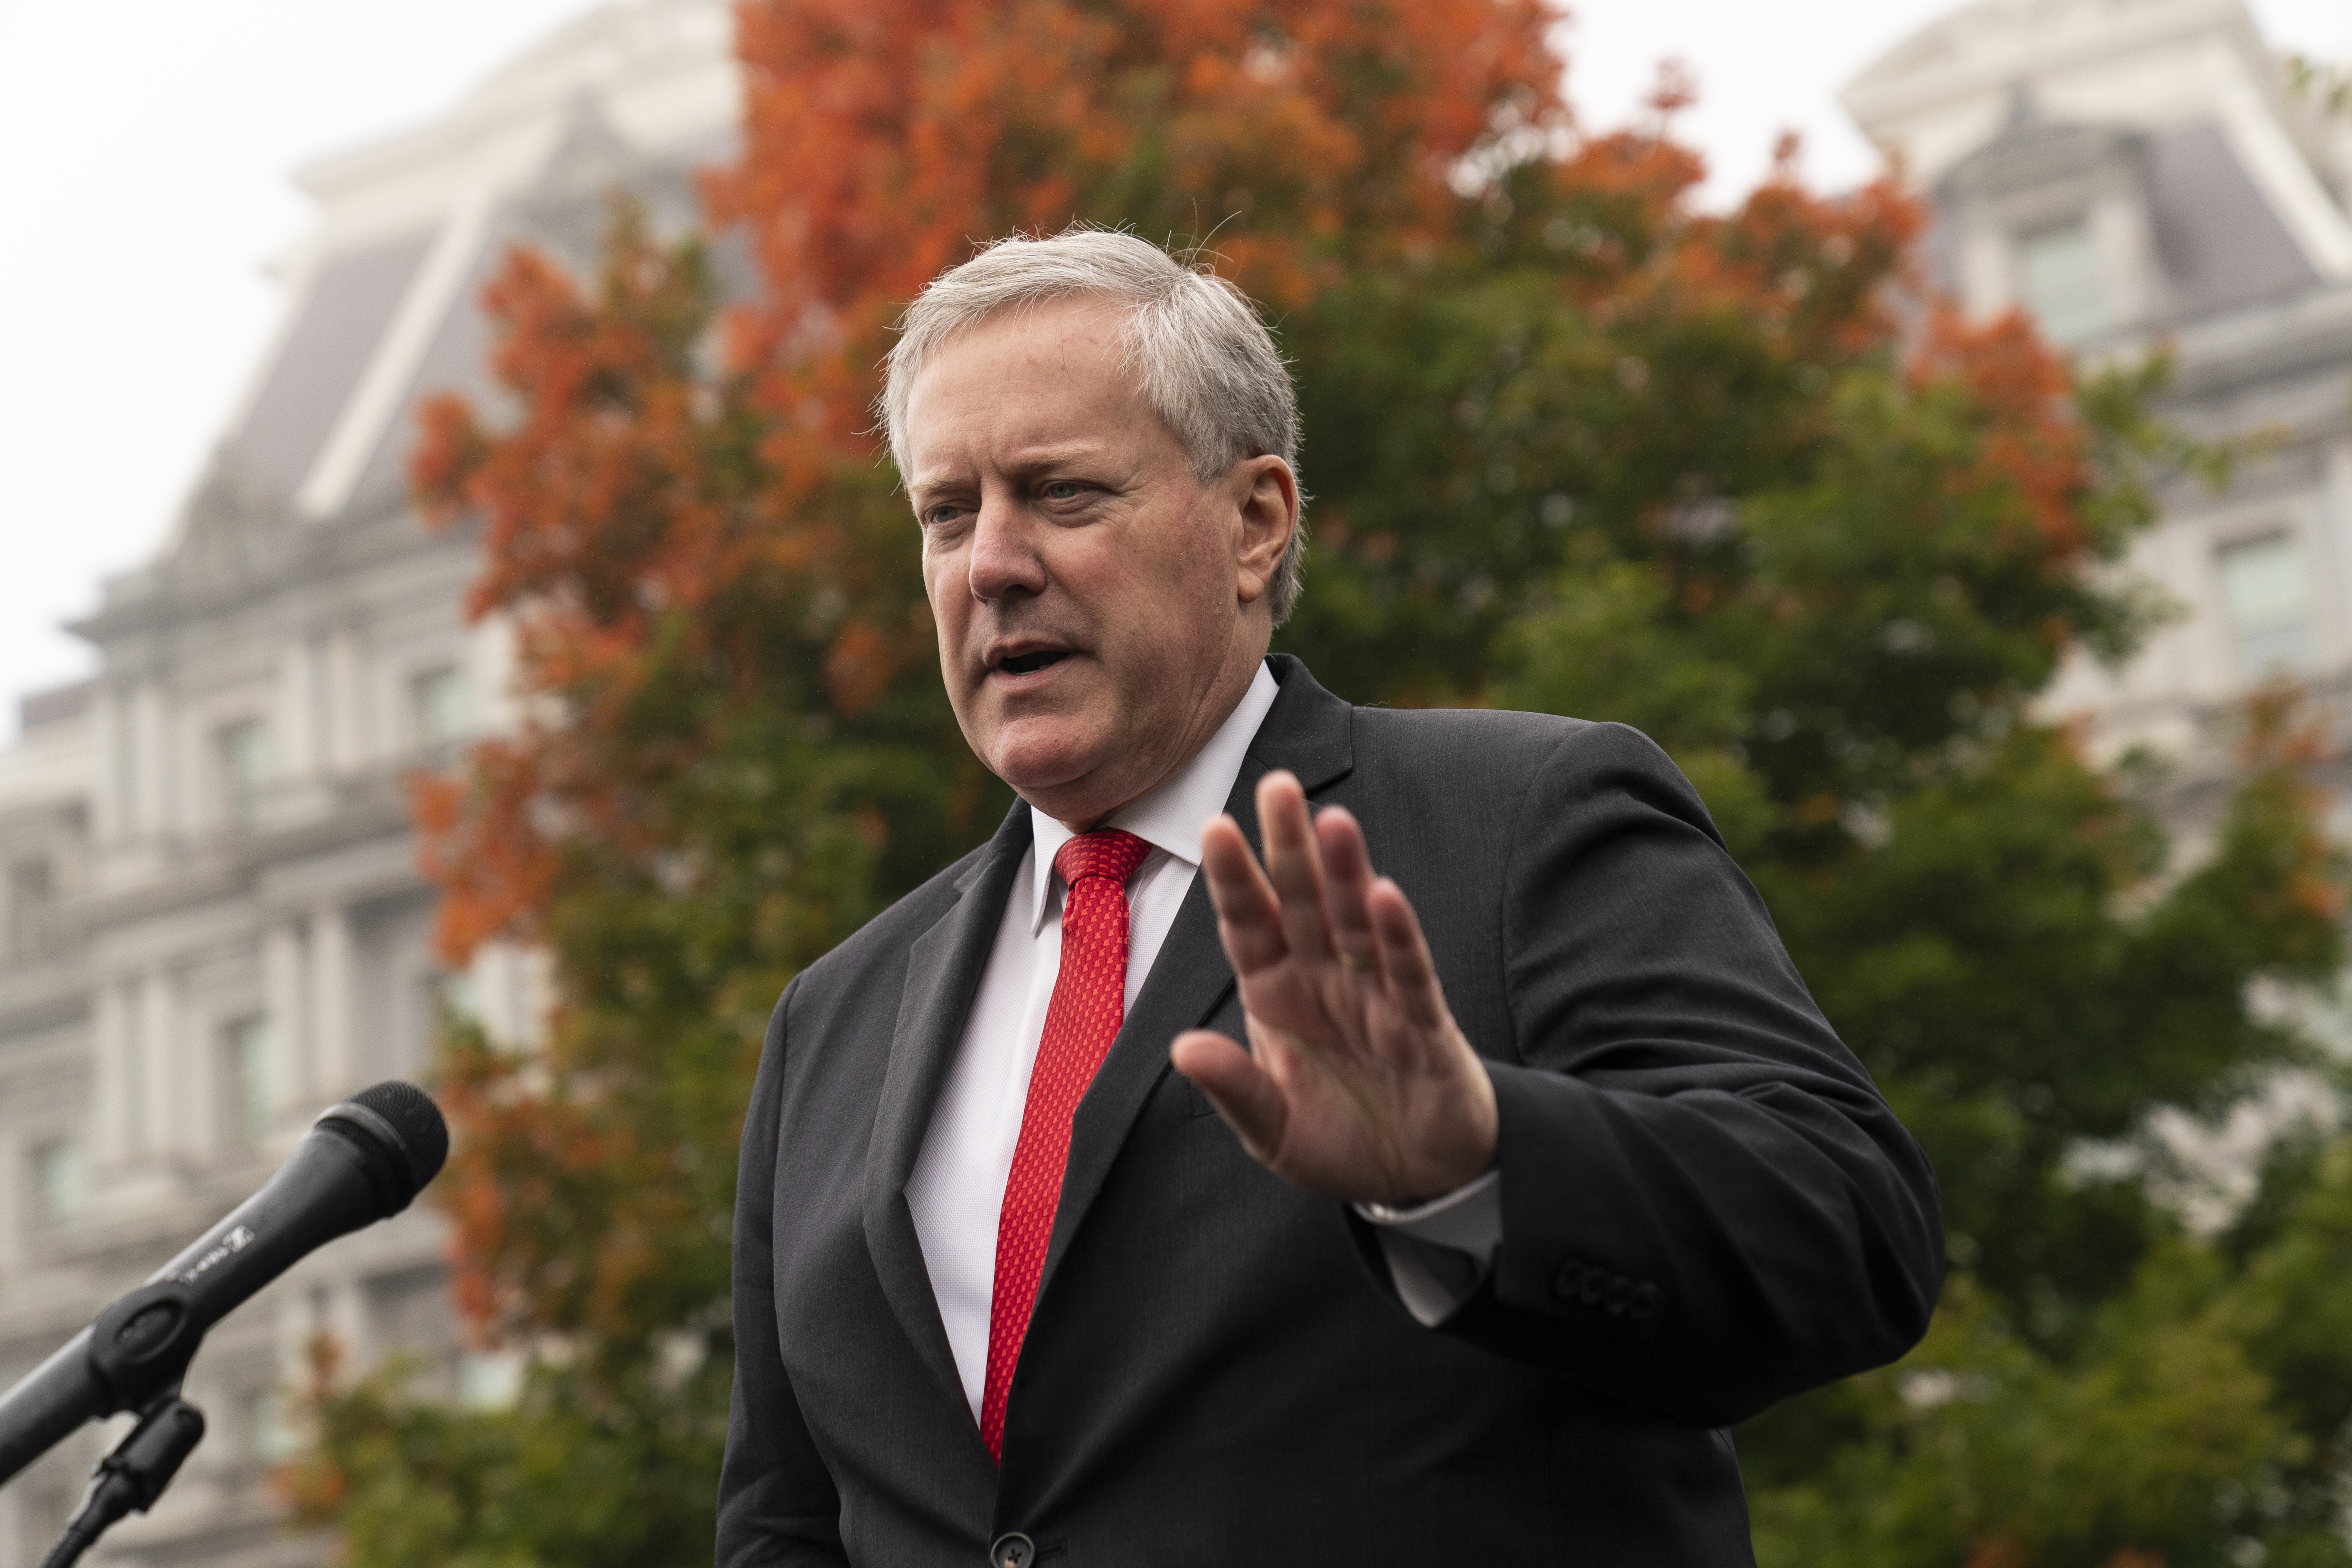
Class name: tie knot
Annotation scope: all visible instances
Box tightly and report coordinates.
[1054,829,1151,892]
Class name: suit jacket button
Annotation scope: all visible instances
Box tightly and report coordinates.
[990,1534,1036,1568]
[1604,1275,1633,1317]
[1631,1282,1664,1321]
[1552,1260,1586,1302]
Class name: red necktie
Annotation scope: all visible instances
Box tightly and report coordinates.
[980,828,1153,1462]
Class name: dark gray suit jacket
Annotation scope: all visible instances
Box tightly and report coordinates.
[718,655,1942,1566]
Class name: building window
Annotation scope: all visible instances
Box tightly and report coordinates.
[7,856,53,956]
[240,1386,303,1462]
[410,665,466,749]
[30,1139,83,1228]
[430,968,479,1025]
[2218,533,2313,677]
[459,1350,526,1410]
[2016,218,2110,345]
[216,718,269,826]
[410,969,479,1072]
[221,1015,271,1148]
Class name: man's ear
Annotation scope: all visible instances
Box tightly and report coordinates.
[1231,456,1299,606]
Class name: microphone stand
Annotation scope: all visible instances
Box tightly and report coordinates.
[38,1392,205,1568]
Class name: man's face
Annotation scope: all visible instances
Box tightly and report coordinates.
[905,297,1296,828]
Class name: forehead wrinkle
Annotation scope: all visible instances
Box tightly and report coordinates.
[910,298,1126,406]
[906,376,1147,479]
[903,304,1169,499]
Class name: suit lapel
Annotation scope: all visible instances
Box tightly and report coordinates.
[1040,656,1357,1294]
[863,802,1033,1417]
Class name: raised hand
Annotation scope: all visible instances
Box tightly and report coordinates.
[1170,769,1499,1207]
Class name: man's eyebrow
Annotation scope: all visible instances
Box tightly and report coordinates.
[908,442,1117,497]
[906,465,976,500]
[997,441,1114,471]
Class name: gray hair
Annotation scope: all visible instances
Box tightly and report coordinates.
[878,228,1306,624]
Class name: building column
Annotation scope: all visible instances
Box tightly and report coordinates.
[191,1002,226,1161]
[311,905,356,1100]
[92,978,139,1168]
[91,682,125,843]
[324,631,365,774]
[131,681,168,841]
[471,613,518,734]
[280,637,321,780]
[2326,439,2352,669]
[263,922,308,1120]
[1956,216,2011,318]
[2088,188,2160,328]
[0,1127,24,1272]
[138,968,184,1161]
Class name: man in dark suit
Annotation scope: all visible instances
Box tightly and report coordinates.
[717,230,1943,1567]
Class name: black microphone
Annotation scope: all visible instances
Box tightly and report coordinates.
[0,1081,448,1487]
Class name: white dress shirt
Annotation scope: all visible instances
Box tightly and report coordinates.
[905,660,1501,1422]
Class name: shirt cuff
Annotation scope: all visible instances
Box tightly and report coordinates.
[1354,1169,1501,1327]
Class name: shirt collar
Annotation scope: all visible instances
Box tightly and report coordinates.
[1026,659,1281,935]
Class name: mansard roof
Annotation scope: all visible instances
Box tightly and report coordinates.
[1934,89,2321,321]
[80,0,734,648]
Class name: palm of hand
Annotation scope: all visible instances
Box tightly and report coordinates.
[1171,770,1499,1207]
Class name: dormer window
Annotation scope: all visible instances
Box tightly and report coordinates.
[2016,217,2111,345]
[220,1015,271,1148]
[410,664,466,749]
[31,1138,83,1227]
[2217,532,2312,677]
[216,718,269,826]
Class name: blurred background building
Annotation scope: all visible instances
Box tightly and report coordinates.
[1845,0,2352,829]
[0,0,2347,1563]
[0,2,733,1563]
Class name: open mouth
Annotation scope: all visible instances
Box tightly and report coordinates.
[996,649,1071,676]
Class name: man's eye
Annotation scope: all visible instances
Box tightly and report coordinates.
[1042,481,1083,501]
[922,503,968,528]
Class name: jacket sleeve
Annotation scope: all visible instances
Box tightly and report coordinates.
[1390,721,1944,1428]
[716,978,850,1567]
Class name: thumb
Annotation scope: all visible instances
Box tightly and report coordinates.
[1171,1030,1287,1160]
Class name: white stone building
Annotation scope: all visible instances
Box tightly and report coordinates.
[1846,0,2352,1254]
[1844,0,2352,804]
[0,4,735,1563]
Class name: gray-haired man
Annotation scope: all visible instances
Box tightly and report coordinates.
[717,229,1941,1567]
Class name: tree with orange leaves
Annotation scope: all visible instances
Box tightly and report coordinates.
[283,3,2352,1564]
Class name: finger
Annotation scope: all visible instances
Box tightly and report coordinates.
[1256,770,1336,964]
[1367,877,1451,1034]
[1200,813,1287,975]
[1315,806,1380,973]
[1171,1029,1287,1160]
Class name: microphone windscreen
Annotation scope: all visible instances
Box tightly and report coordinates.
[351,1081,450,1194]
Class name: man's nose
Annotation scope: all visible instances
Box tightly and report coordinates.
[966,501,1047,602]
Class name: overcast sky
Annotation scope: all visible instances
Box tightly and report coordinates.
[2,0,2347,736]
